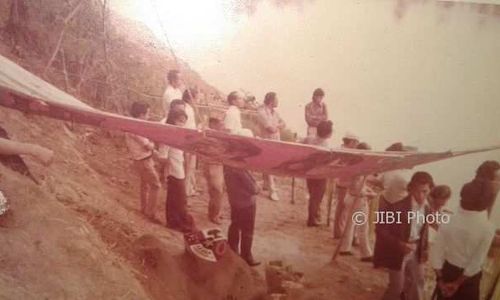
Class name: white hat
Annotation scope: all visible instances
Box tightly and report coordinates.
[343,132,359,141]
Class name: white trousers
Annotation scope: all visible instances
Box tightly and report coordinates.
[340,194,372,258]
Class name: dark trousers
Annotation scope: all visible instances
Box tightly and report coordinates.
[166,176,194,232]
[306,178,327,225]
[434,261,482,300]
[228,204,256,260]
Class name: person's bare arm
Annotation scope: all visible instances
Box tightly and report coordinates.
[323,102,329,120]
[0,138,53,166]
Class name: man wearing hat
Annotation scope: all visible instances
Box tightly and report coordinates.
[333,132,360,238]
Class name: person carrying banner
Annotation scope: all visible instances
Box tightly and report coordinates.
[182,88,201,197]
[158,108,195,232]
[339,142,377,262]
[203,117,225,224]
[303,120,333,227]
[125,102,161,220]
[333,132,360,238]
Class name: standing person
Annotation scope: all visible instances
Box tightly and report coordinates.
[125,102,161,220]
[257,92,286,202]
[162,69,184,117]
[428,185,452,214]
[305,88,328,137]
[374,171,435,300]
[182,88,200,197]
[223,165,261,266]
[303,120,333,227]
[333,132,360,238]
[378,142,416,209]
[158,109,195,232]
[339,142,377,262]
[428,185,452,238]
[430,161,499,300]
[203,117,225,224]
[481,231,500,300]
[224,91,249,135]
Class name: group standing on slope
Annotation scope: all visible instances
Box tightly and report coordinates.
[123,69,500,300]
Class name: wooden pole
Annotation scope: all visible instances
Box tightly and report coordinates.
[291,177,296,204]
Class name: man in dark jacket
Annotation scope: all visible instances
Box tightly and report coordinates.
[223,165,261,266]
[374,171,434,300]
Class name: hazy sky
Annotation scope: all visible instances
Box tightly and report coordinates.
[114,0,500,223]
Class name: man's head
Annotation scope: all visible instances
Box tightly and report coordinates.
[407,171,434,205]
[317,120,333,139]
[460,160,500,212]
[385,142,417,152]
[227,91,245,108]
[342,132,359,149]
[208,117,223,131]
[167,70,181,88]
[169,99,186,112]
[312,88,324,104]
[182,88,198,104]
[357,142,371,150]
[386,142,404,152]
[130,101,150,120]
[166,108,187,126]
[264,92,278,108]
[429,185,451,211]
[475,160,500,181]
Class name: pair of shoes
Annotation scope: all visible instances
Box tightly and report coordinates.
[360,256,373,263]
[269,192,280,201]
[243,257,261,267]
[339,251,354,256]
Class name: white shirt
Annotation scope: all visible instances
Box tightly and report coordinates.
[184,103,196,129]
[257,105,283,140]
[224,105,243,133]
[380,169,412,204]
[409,198,426,241]
[430,208,495,276]
[158,144,185,179]
[162,85,183,116]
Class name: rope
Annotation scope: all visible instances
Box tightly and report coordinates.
[148,0,179,68]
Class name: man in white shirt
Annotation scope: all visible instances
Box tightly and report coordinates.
[182,88,200,197]
[224,91,246,134]
[430,160,499,300]
[374,171,434,300]
[257,92,285,201]
[162,70,184,118]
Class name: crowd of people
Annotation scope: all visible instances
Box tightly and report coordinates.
[124,69,500,299]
